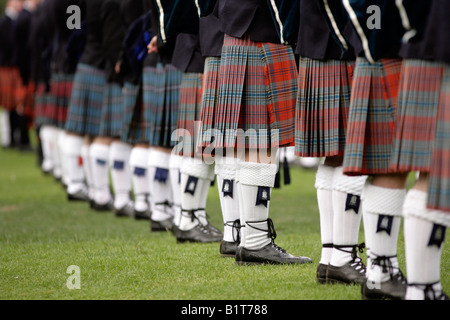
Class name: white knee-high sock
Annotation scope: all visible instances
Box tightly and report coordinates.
[315,164,335,265]
[51,128,62,179]
[89,143,111,205]
[0,109,10,147]
[129,146,149,212]
[81,142,94,200]
[58,130,70,187]
[403,189,449,300]
[194,163,215,226]
[109,141,132,209]
[330,167,367,266]
[169,154,183,227]
[148,149,173,222]
[63,134,85,195]
[216,157,241,243]
[362,183,406,283]
[238,161,277,250]
[178,157,212,230]
[39,125,54,172]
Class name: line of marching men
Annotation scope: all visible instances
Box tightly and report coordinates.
[0,0,449,300]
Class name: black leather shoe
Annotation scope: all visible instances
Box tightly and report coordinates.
[316,263,328,284]
[176,223,223,243]
[235,242,313,265]
[151,218,174,232]
[326,244,366,285]
[91,200,113,212]
[361,255,407,300]
[361,275,407,300]
[114,202,134,217]
[220,240,239,257]
[134,209,150,220]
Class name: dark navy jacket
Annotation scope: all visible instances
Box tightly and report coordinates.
[218,0,279,44]
[199,0,224,58]
[0,13,16,67]
[398,0,450,63]
[172,33,205,73]
[343,0,406,62]
[296,0,358,61]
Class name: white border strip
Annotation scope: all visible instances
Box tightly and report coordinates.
[343,0,375,63]
[323,0,348,50]
[269,0,286,44]
[155,0,167,43]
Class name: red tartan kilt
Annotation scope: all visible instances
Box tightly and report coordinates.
[0,67,21,111]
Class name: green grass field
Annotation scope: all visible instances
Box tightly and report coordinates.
[0,141,448,301]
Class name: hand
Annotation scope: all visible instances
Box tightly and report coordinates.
[148,36,158,54]
[115,61,121,74]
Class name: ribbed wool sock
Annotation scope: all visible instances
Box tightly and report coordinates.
[216,157,240,243]
[238,161,277,250]
[330,167,367,266]
[109,141,132,209]
[148,149,173,222]
[64,134,86,195]
[89,143,112,205]
[315,164,335,265]
[169,154,183,227]
[403,189,448,300]
[129,146,149,213]
[362,183,406,283]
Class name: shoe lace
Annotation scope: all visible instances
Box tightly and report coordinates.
[246,218,288,254]
[371,254,406,283]
[224,219,242,243]
[408,282,449,300]
[334,243,366,274]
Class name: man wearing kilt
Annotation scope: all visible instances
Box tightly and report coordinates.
[0,0,23,148]
[45,0,83,187]
[171,32,223,243]
[12,0,42,151]
[342,0,409,299]
[64,0,106,203]
[29,0,54,174]
[88,0,134,215]
[206,0,311,265]
[144,0,181,231]
[295,1,367,285]
[389,0,449,300]
[197,0,242,256]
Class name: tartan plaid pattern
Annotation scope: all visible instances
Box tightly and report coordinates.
[121,82,146,144]
[343,57,402,176]
[47,73,74,129]
[428,65,450,213]
[295,57,354,158]
[142,63,181,148]
[99,83,125,138]
[65,63,106,136]
[176,72,203,157]
[212,35,297,150]
[390,59,444,173]
[199,56,220,148]
[33,82,53,127]
[0,67,21,111]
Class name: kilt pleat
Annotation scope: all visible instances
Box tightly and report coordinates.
[428,65,450,213]
[142,63,181,148]
[45,73,74,129]
[295,57,354,157]
[390,59,444,173]
[33,82,52,127]
[99,83,124,137]
[65,63,106,136]
[343,57,402,176]
[199,56,221,147]
[121,82,146,144]
[176,72,203,157]
[213,35,297,150]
